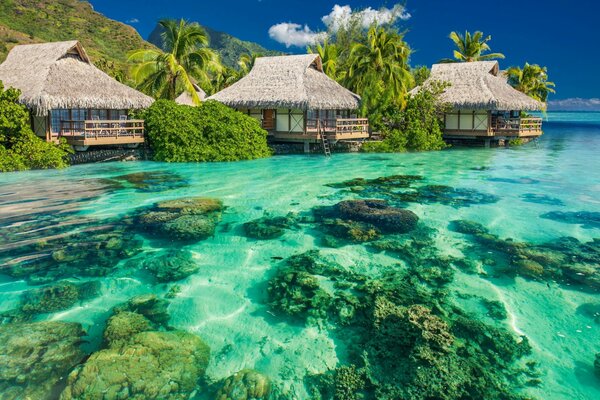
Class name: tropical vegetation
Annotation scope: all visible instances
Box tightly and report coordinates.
[441,31,505,62]
[129,19,219,105]
[143,100,271,162]
[0,81,71,172]
[506,63,556,103]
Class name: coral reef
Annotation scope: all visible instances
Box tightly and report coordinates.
[0,322,85,400]
[336,199,419,233]
[138,249,200,282]
[103,311,152,347]
[136,197,224,242]
[481,299,508,320]
[113,294,171,327]
[520,193,564,206]
[99,171,189,193]
[540,211,600,229]
[243,214,297,240]
[215,369,272,400]
[19,281,100,315]
[595,354,600,379]
[61,331,210,400]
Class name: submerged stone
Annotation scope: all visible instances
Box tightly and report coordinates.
[243,214,296,240]
[520,193,564,206]
[19,281,100,315]
[136,197,224,242]
[215,369,272,400]
[61,331,210,400]
[139,249,200,282]
[396,185,501,208]
[336,199,419,234]
[595,354,600,379]
[103,311,152,347]
[113,294,171,327]
[449,220,489,235]
[0,321,86,400]
[99,171,189,193]
[540,211,600,229]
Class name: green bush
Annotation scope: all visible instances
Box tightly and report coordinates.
[143,100,272,162]
[0,81,71,172]
[363,82,449,153]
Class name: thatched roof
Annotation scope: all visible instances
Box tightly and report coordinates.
[175,83,206,106]
[208,54,360,110]
[412,61,543,111]
[0,40,154,116]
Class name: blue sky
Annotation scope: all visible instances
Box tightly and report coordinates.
[89,0,600,101]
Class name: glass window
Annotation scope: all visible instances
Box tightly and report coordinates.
[50,109,71,134]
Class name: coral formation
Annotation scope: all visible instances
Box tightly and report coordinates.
[540,211,600,229]
[103,311,152,347]
[243,214,297,240]
[138,249,200,282]
[113,294,171,327]
[136,197,224,242]
[61,331,210,400]
[99,171,189,193]
[0,322,85,400]
[19,281,100,315]
[215,369,272,400]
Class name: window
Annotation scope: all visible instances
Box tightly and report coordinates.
[50,109,70,134]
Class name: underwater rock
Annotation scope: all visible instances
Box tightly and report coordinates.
[3,226,143,285]
[320,218,381,245]
[99,171,189,193]
[336,199,419,233]
[215,369,272,400]
[19,281,100,315]
[449,219,489,235]
[595,354,600,379]
[576,303,600,324]
[165,285,182,299]
[481,299,508,320]
[0,321,85,400]
[136,197,224,242]
[396,185,501,208]
[61,330,210,400]
[113,294,171,327]
[540,211,600,229]
[520,193,564,206]
[103,311,152,347]
[243,214,297,240]
[326,174,423,189]
[140,249,200,282]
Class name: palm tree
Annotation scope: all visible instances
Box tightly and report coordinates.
[128,19,218,105]
[210,66,240,94]
[308,40,340,80]
[506,63,556,103]
[441,31,505,63]
[345,26,413,110]
[237,52,262,77]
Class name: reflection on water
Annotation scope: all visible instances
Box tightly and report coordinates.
[0,114,599,399]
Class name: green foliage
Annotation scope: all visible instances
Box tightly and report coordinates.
[506,63,556,103]
[412,65,431,86]
[143,99,271,162]
[129,19,219,104]
[363,82,449,152]
[0,81,71,172]
[441,31,505,62]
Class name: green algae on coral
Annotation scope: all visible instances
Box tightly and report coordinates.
[136,197,224,242]
[0,322,85,400]
[243,214,297,240]
[103,311,152,347]
[540,211,600,229]
[113,294,171,327]
[19,281,100,315]
[215,369,272,400]
[138,249,200,282]
[60,331,210,400]
[98,171,190,193]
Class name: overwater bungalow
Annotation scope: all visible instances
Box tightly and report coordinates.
[414,61,544,145]
[0,40,153,151]
[175,83,206,106]
[209,54,369,148]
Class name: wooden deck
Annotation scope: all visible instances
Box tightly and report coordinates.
[272,118,369,141]
[444,117,543,138]
[58,119,145,148]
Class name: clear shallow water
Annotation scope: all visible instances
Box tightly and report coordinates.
[0,112,599,399]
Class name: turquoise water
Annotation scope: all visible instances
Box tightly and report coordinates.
[0,112,599,399]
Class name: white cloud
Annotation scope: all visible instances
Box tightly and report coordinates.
[548,98,600,111]
[268,23,326,48]
[322,4,410,32]
[268,3,410,48]
[127,18,140,24]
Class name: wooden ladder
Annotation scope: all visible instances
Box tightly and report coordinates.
[319,120,331,156]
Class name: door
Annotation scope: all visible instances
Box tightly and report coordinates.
[262,109,275,130]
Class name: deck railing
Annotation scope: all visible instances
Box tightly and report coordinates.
[59,119,145,139]
[491,117,542,134]
[306,118,369,136]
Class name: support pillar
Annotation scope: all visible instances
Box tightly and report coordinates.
[303,141,310,153]
[484,139,491,148]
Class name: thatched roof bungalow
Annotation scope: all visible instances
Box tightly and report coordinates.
[175,83,206,106]
[209,54,368,143]
[413,61,544,142]
[0,40,153,149]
